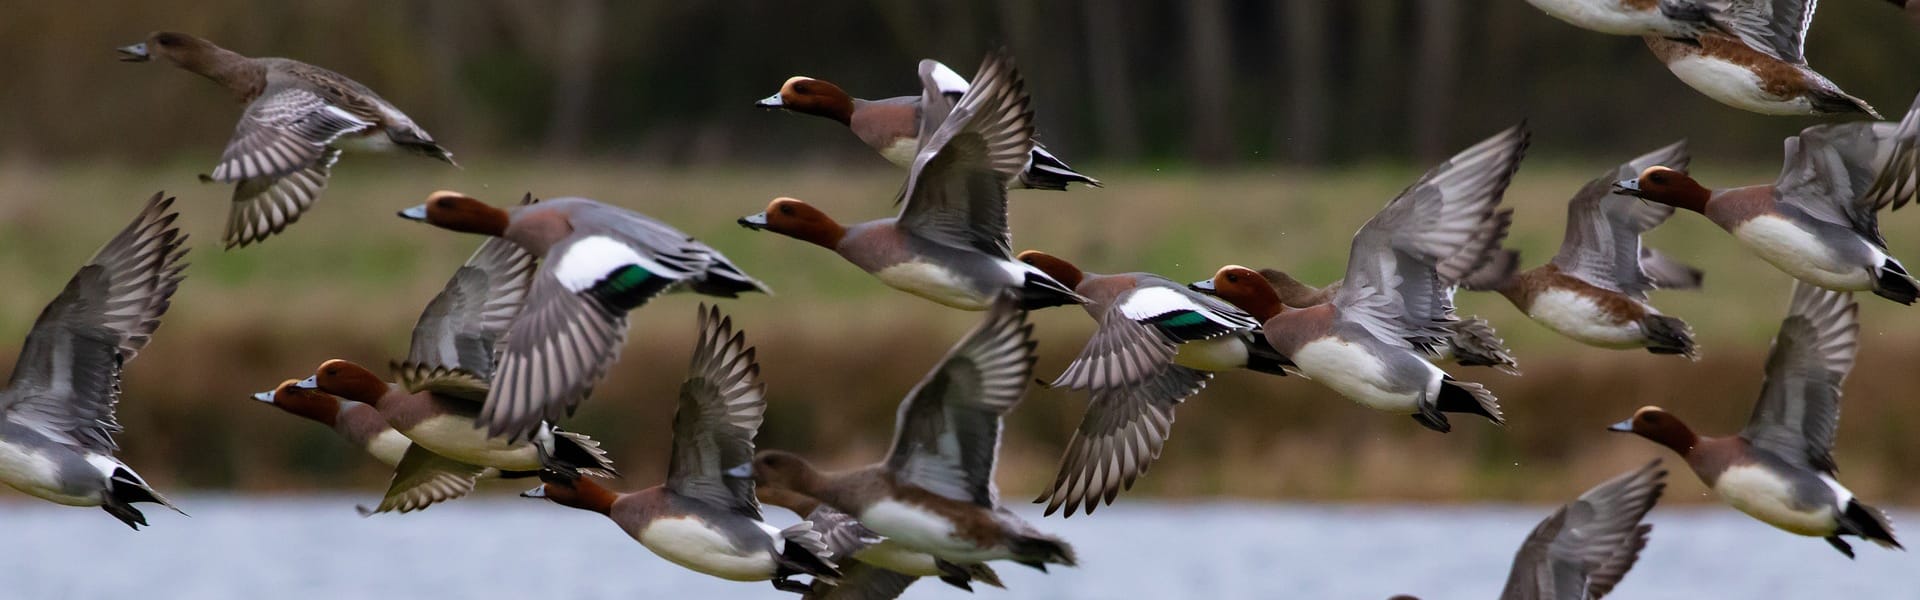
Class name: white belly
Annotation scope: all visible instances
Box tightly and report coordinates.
[1665,56,1812,115]
[1289,339,1422,413]
[401,416,541,471]
[364,429,412,468]
[1525,0,1674,34]
[853,540,944,577]
[1714,465,1838,536]
[1172,336,1248,371]
[1526,289,1646,348]
[877,137,919,168]
[859,500,1007,563]
[636,517,777,581]
[875,262,991,310]
[0,439,92,506]
[1733,216,1872,290]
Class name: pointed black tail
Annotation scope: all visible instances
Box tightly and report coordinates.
[1841,499,1904,552]
[1641,314,1699,359]
[1872,260,1918,305]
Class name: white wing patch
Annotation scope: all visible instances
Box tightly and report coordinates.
[1116,287,1206,321]
[552,236,660,293]
[928,61,971,96]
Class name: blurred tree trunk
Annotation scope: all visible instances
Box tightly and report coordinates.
[1353,2,1401,156]
[419,1,473,143]
[542,0,605,156]
[1277,0,1329,165]
[1080,0,1142,160]
[1412,0,1461,162]
[1184,0,1233,164]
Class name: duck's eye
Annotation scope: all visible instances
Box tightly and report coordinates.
[1226,274,1239,283]
[1649,173,1667,184]
[156,35,179,47]
[777,204,795,216]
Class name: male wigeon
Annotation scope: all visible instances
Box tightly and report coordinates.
[1015,250,1292,517]
[758,485,1004,596]
[1193,125,1530,432]
[1518,1,1876,117]
[117,32,454,248]
[756,60,1098,190]
[292,236,617,513]
[525,306,842,593]
[753,301,1077,571]
[741,52,1082,312]
[401,192,768,441]
[1610,283,1902,558]
[1395,460,1667,600]
[1258,270,1522,374]
[1472,141,1703,357]
[1615,91,1920,304]
[0,192,187,529]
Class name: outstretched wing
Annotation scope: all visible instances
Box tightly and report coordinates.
[896,50,1034,258]
[884,301,1036,506]
[1741,283,1855,474]
[1551,141,1689,299]
[1705,0,1817,64]
[1500,460,1667,600]
[399,237,536,397]
[665,305,767,519]
[0,193,188,452]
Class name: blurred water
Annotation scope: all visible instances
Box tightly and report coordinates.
[0,495,1910,599]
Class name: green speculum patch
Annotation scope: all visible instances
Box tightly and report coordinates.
[587,264,670,313]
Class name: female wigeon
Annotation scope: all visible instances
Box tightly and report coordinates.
[1396,460,1666,600]
[752,302,1077,572]
[401,192,768,441]
[290,237,616,513]
[1615,91,1920,304]
[756,59,1098,190]
[117,32,454,248]
[741,52,1082,312]
[525,306,842,593]
[1610,283,1902,558]
[758,485,1004,595]
[1251,261,1520,375]
[0,192,187,529]
[1473,141,1702,357]
[1193,125,1530,432]
[1015,250,1291,517]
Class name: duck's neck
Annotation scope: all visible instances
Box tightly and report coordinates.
[798,220,848,250]
[181,47,267,103]
[1651,423,1701,457]
[758,486,823,516]
[567,479,621,516]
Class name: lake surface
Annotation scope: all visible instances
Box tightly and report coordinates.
[0,495,1909,599]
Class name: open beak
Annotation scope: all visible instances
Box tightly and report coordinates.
[1611,178,1645,198]
[1189,279,1217,293]
[397,204,428,221]
[251,390,276,404]
[1607,419,1634,433]
[116,43,151,62]
[294,376,319,390]
[738,212,769,230]
[520,485,548,499]
[754,92,784,109]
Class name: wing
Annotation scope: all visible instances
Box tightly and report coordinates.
[1706,0,1817,64]
[1776,120,1912,248]
[1037,364,1209,517]
[666,305,767,518]
[915,60,959,152]
[808,563,918,600]
[1741,283,1855,473]
[884,301,1036,506]
[1500,460,1666,600]
[1866,90,1920,214]
[1551,141,1690,298]
[1334,124,1529,349]
[1051,283,1258,390]
[223,147,339,249]
[1637,247,1704,291]
[806,504,884,562]
[209,85,372,184]
[566,198,770,297]
[479,265,629,442]
[896,50,1034,258]
[0,193,187,452]
[368,444,485,515]
[400,237,537,391]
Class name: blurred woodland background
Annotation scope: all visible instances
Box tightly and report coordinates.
[2,0,1919,508]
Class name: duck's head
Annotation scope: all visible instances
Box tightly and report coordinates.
[1613,166,1709,213]
[399,191,511,237]
[117,31,218,66]
[252,378,345,427]
[752,449,822,494]
[755,76,855,124]
[755,485,823,516]
[1608,405,1699,454]
[1191,265,1283,320]
[522,471,617,515]
[300,359,388,405]
[739,197,845,249]
[1017,250,1084,289]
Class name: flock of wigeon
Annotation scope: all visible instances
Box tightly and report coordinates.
[0,3,1914,597]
